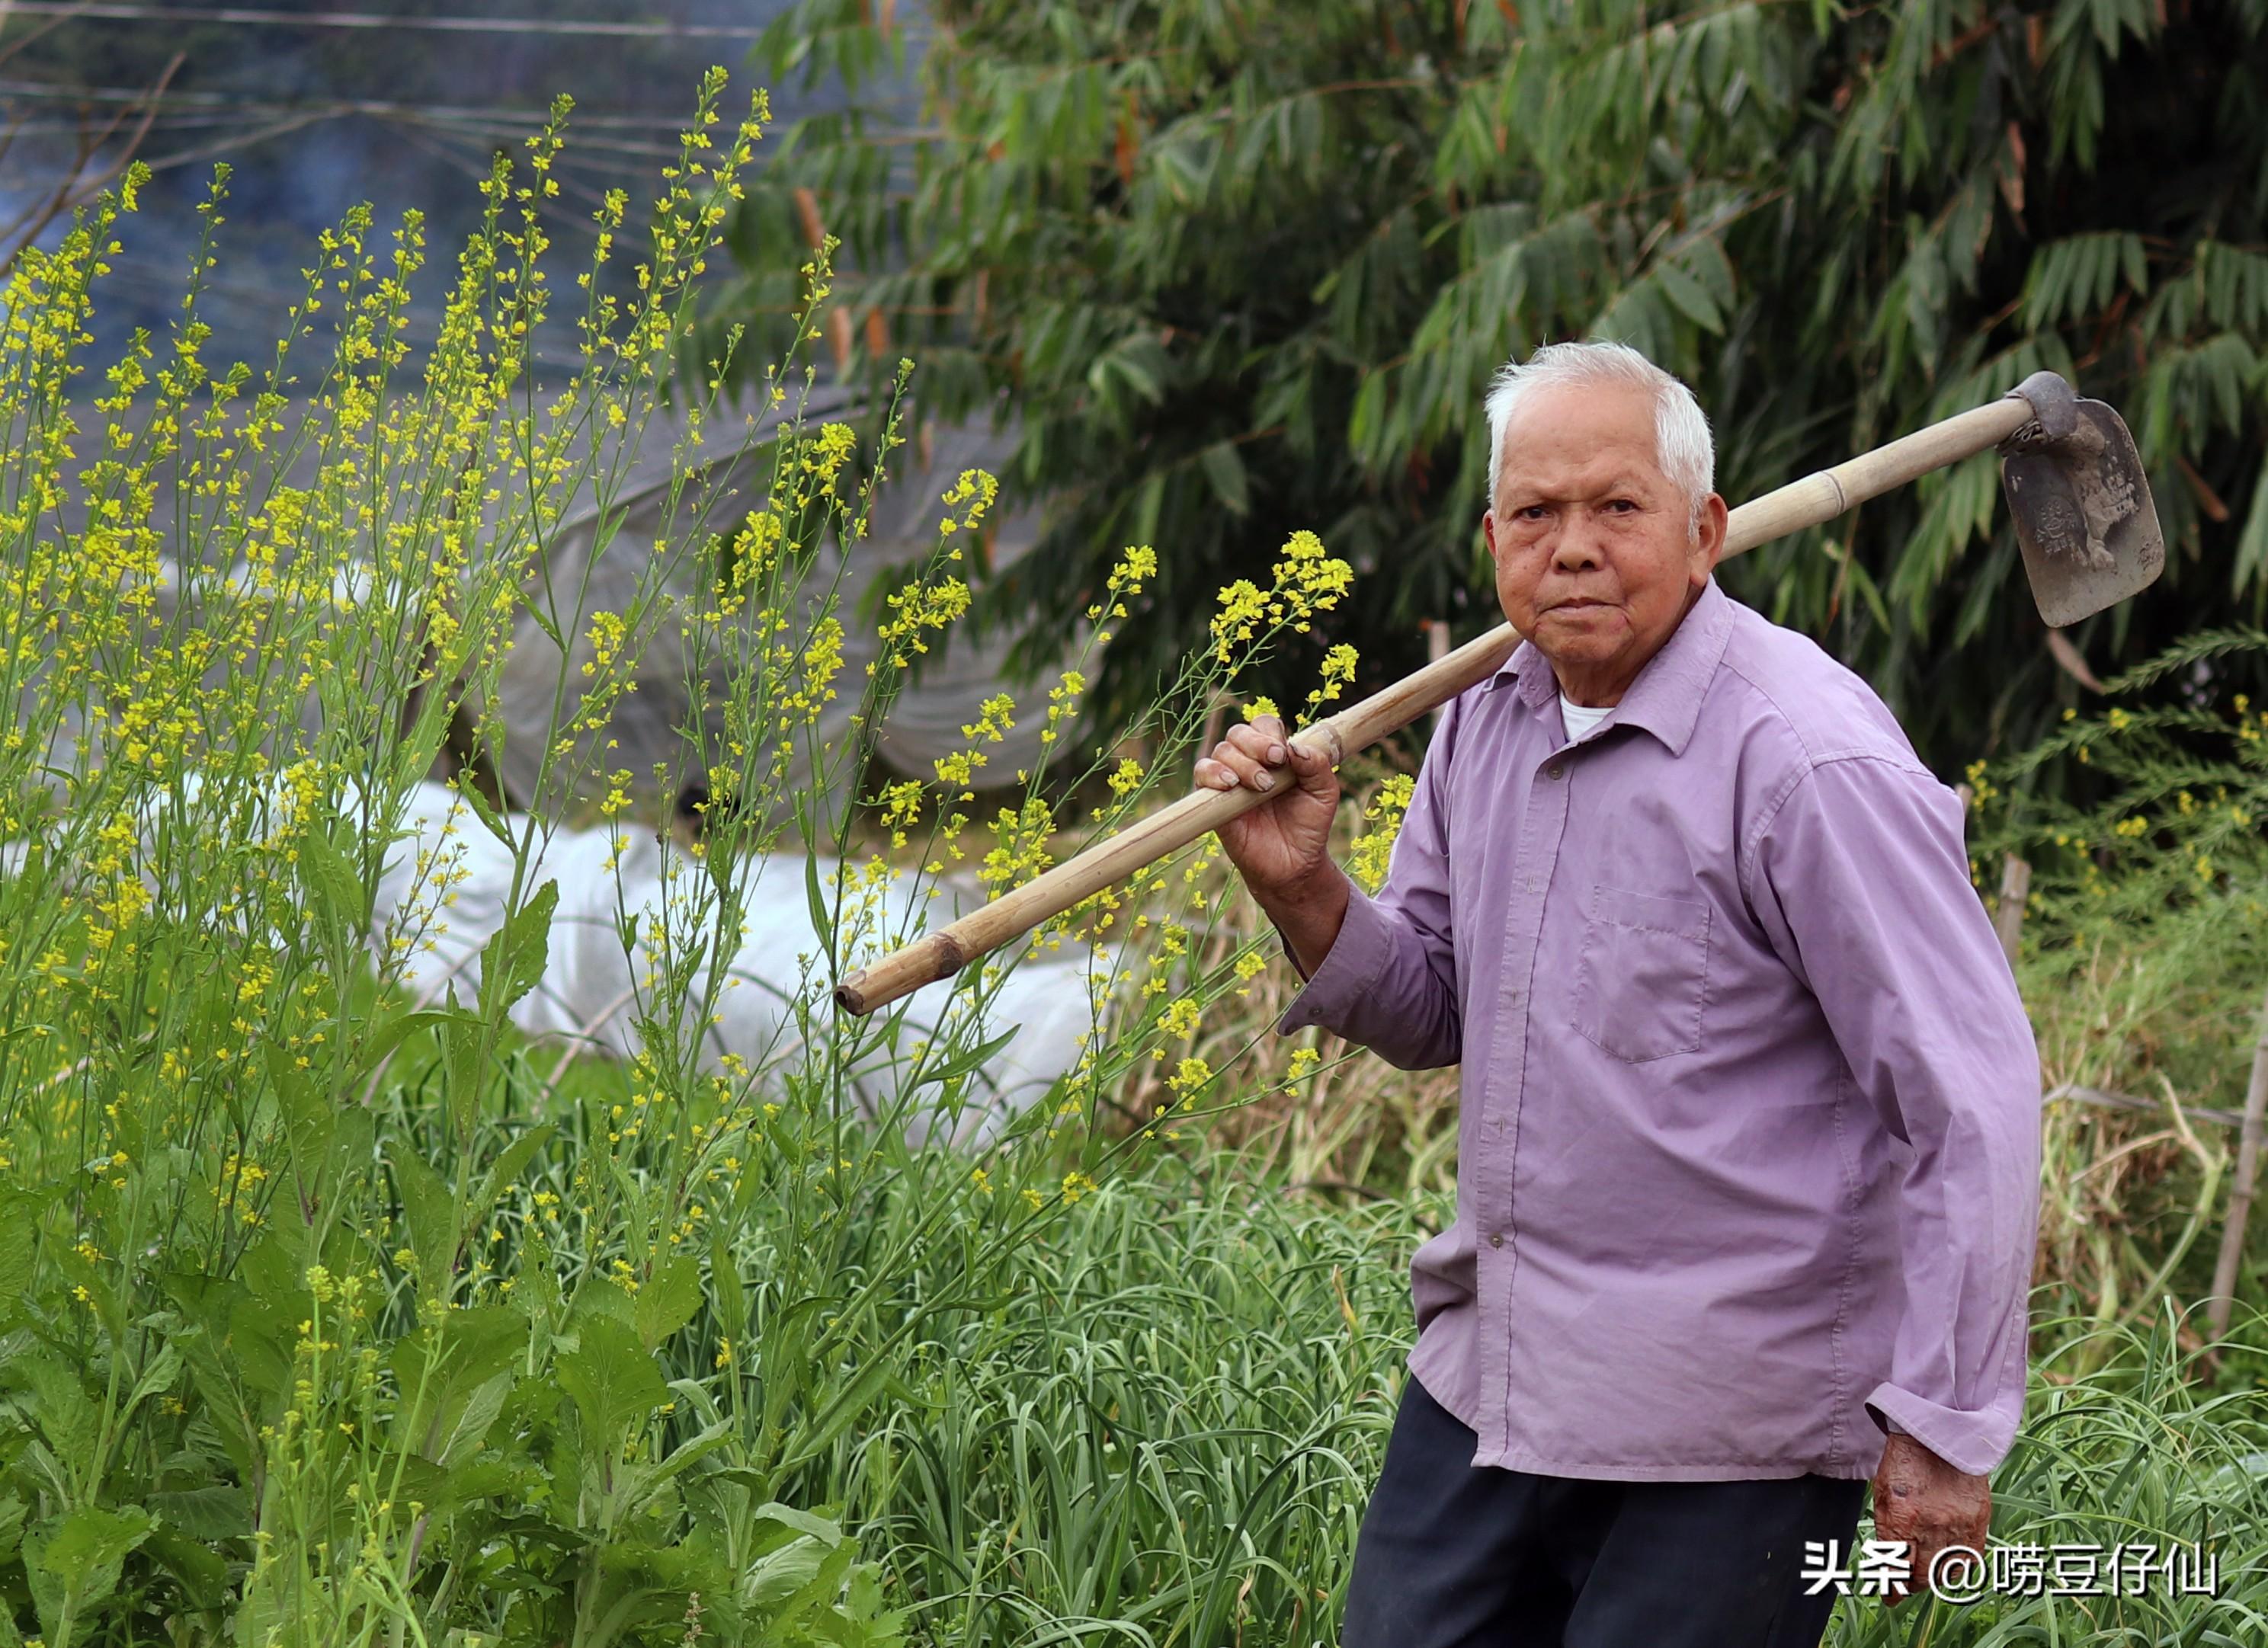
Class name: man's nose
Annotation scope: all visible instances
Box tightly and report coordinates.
[1549,519,1603,571]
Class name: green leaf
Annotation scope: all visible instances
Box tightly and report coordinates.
[479,878,559,1019]
[469,1124,556,1234]
[556,1317,667,1458]
[124,1343,183,1418]
[1197,440,1250,514]
[20,1358,98,1462]
[443,1000,487,1144]
[1656,261,1724,332]
[913,1024,1020,1091]
[774,1355,909,1475]
[35,1504,156,1611]
[0,1191,43,1326]
[360,1005,486,1074]
[767,1531,861,1624]
[392,1146,461,1287]
[750,1501,847,1547]
[710,1233,748,1345]
[391,1305,527,1460]
[296,820,364,938]
[149,1485,251,1542]
[745,1521,844,1609]
[141,1525,230,1613]
[806,850,834,959]
[453,773,519,849]
[433,1370,516,1468]
[633,1254,704,1351]
[2234,458,2268,595]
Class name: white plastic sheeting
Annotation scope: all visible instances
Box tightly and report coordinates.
[370,782,1104,1147]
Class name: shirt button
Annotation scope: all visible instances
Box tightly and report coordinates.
[1489,1232,1504,1250]
[1546,762,1565,779]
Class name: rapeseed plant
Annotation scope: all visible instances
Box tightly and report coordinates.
[0,66,1407,1646]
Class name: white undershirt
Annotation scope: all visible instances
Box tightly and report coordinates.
[1559,696,1613,742]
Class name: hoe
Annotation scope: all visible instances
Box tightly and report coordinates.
[838,370,2164,1016]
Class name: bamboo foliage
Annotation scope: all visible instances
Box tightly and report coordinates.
[732,0,2268,766]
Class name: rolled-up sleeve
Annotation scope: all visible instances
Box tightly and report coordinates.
[1744,754,2042,1477]
[1273,698,1465,1070]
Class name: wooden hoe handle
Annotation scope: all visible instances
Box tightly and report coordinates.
[835,393,2033,1014]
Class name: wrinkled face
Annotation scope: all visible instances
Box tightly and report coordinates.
[1484,379,1725,703]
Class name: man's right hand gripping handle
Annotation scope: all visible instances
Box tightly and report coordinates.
[1194,711,1351,978]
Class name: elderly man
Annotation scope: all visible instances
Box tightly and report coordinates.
[1196,341,2041,1646]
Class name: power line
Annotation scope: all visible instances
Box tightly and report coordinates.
[1,2,780,41]
[0,79,712,130]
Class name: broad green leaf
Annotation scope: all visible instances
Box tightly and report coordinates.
[148,1485,251,1542]
[633,1253,704,1350]
[556,1317,667,1458]
[36,1503,156,1608]
[392,1146,460,1288]
[479,877,559,1019]
[443,1004,487,1144]
[392,1305,527,1459]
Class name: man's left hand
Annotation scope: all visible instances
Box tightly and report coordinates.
[1869,1432,1991,1606]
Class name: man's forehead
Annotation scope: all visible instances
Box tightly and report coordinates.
[1496,379,1664,487]
[1500,379,1655,445]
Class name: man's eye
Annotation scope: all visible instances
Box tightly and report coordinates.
[1604,498,1638,514]
[1517,504,1550,520]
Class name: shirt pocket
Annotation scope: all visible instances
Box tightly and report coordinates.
[1570,882,1712,1062]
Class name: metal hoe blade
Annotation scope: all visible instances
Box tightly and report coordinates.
[1997,370,2165,629]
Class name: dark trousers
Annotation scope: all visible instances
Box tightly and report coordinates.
[1341,1373,1868,1648]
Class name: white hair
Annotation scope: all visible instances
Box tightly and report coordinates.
[1483,340,1715,530]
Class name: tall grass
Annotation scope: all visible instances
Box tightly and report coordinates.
[1961,643,2268,1378]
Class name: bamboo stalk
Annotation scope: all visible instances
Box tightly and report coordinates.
[836,394,2034,1014]
[2206,986,2268,1340]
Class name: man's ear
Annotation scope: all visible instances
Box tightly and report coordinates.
[1482,508,1501,565]
[1690,492,1729,582]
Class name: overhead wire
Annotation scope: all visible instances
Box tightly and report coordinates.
[0,79,713,131]
[0,3,783,41]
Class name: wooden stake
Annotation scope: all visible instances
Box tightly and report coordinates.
[1993,855,2031,967]
[2207,986,2268,1341]
[1424,619,1451,726]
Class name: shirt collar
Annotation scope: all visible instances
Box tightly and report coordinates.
[1482,576,1735,758]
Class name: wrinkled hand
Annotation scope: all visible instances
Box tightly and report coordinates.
[1192,712,1341,899]
[1869,1432,1991,1607]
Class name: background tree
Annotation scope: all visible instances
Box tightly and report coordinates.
[731,0,2268,773]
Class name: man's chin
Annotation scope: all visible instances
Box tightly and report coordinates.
[1533,607,1626,650]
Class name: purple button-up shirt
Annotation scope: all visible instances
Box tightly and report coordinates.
[1280,577,2041,1483]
